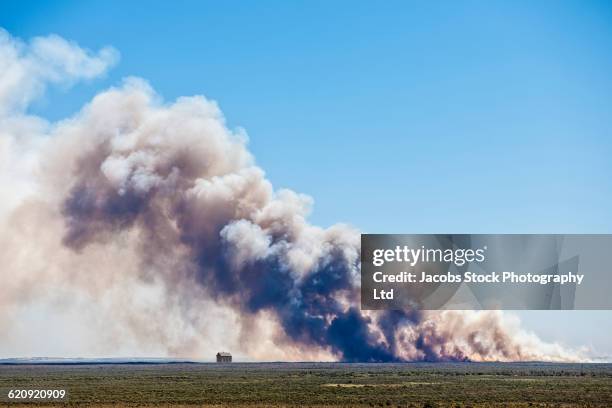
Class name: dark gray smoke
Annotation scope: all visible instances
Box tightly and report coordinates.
[53,81,576,362]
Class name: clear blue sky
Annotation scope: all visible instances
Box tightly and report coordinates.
[1,0,611,356]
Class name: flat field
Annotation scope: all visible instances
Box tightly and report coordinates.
[0,362,611,407]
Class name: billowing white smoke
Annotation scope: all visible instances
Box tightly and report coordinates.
[0,29,585,362]
[0,28,117,115]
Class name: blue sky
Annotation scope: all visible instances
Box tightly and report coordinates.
[1,1,611,355]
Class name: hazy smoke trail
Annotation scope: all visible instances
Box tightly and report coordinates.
[0,29,584,362]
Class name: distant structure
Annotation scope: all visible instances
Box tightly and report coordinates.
[216,352,232,363]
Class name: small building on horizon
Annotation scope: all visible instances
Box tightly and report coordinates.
[216,352,232,363]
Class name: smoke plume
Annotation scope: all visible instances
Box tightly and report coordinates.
[0,29,584,362]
